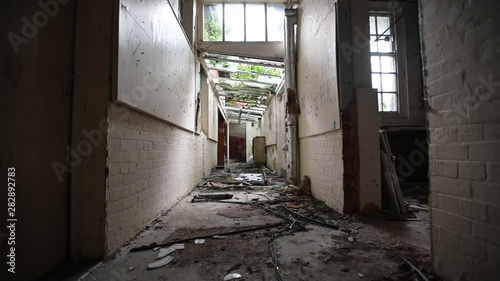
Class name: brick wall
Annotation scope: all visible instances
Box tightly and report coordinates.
[421,1,500,280]
[105,104,216,254]
[300,131,344,212]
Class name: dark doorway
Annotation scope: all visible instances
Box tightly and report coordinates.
[217,112,227,167]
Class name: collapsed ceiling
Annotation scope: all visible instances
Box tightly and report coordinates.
[202,52,284,123]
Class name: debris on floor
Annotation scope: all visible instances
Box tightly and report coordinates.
[157,244,184,259]
[79,162,439,281]
[148,256,174,270]
[223,272,243,280]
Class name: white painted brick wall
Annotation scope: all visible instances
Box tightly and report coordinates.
[421,0,500,280]
[105,104,216,254]
[300,131,343,212]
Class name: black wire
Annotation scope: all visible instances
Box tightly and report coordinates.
[375,4,406,42]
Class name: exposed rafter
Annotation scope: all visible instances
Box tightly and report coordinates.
[214,77,278,87]
[204,55,284,69]
[208,67,282,78]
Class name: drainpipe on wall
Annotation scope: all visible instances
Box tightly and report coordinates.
[284,9,299,185]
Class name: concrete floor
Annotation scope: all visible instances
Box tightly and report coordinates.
[73,186,433,280]
[46,165,433,281]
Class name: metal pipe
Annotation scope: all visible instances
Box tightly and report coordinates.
[284,8,299,184]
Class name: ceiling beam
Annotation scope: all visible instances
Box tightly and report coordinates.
[219,90,270,97]
[225,107,264,115]
[204,55,284,69]
[199,42,284,62]
[214,77,277,87]
[198,54,228,122]
[207,67,282,78]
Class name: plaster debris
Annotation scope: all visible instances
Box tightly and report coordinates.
[157,247,177,259]
[223,273,243,281]
[147,256,174,270]
[194,239,206,245]
[171,243,185,250]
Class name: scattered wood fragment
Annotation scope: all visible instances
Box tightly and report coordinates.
[130,222,286,252]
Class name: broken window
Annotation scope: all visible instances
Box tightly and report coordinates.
[370,14,398,112]
[203,3,284,42]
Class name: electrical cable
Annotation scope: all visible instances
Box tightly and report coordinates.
[375,4,406,42]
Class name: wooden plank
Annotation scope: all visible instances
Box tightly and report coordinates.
[381,151,400,214]
[380,130,406,214]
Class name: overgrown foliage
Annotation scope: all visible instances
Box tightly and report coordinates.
[237,64,281,76]
[204,10,222,41]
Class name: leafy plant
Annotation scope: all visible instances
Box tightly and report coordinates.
[204,10,222,41]
[237,64,281,76]
[230,72,258,81]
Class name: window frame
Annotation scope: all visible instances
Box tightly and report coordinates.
[369,4,409,120]
[202,2,284,43]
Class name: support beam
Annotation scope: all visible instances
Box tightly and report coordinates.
[214,77,277,87]
[199,42,284,62]
[198,53,228,121]
[284,8,299,185]
[204,55,284,68]
[207,67,282,78]
[225,107,264,115]
[218,87,273,94]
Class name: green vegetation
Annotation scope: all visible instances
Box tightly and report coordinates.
[230,72,258,81]
[204,10,222,41]
[313,200,329,212]
[237,64,281,76]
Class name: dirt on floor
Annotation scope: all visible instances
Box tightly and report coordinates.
[79,164,438,281]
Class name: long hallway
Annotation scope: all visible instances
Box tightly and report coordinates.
[1,0,499,280]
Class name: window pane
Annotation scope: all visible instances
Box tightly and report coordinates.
[267,4,284,41]
[377,16,391,35]
[369,16,376,34]
[381,74,397,92]
[225,4,244,41]
[380,56,395,72]
[370,36,378,52]
[204,4,223,41]
[372,74,381,92]
[377,37,393,52]
[371,56,380,72]
[246,4,266,41]
[382,93,397,112]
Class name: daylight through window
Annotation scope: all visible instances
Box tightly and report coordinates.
[370,14,398,112]
[203,3,284,42]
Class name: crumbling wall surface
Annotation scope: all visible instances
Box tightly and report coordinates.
[205,139,217,176]
[300,132,344,212]
[262,96,278,170]
[297,0,344,211]
[105,104,215,254]
[421,1,500,280]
